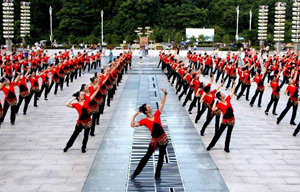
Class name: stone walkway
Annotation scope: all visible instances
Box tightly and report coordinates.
[178,65,300,192]
[0,58,127,192]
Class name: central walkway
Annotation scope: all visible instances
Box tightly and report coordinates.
[83,59,228,192]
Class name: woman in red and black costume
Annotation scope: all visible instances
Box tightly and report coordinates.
[249,70,266,107]
[0,73,21,125]
[2,61,13,82]
[199,76,223,136]
[237,64,254,101]
[277,71,299,125]
[69,58,76,83]
[64,84,100,153]
[207,82,236,153]
[82,81,99,137]
[131,88,168,180]
[38,67,51,100]
[265,71,281,115]
[47,64,61,95]
[98,69,108,118]
[27,71,43,108]
[16,70,31,114]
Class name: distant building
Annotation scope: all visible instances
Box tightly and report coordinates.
[185,28,215,42]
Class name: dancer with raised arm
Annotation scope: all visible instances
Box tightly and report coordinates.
[207,82,236,153]
[64,84,100,153]
[130,88,168,180]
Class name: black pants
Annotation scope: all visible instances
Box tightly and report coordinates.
[278,99,298,123]
[59,77,64,91]
[21,95,32,114]
[234,79,242,94]
[183,88,193,106]
[90,113,97,136]
[208,123,234,151]
[280,76,289,88]
[97,60,101,68]
[226,76,236,89]
[91,62,97,70]
[100,95,106,114]
[178,82,189,100]
[65,124,90,150]
[195,103,207,123]
[293,123,300,136]
[133,143,167,177]
[188,96,199,112]
[215,69,222,83]
[84,62,91,72]
[237,83,250,100]
[200,108,220,135]
[1,101,17,123]
[27,90,38,107]
[157,60,162,68]
[39,83,49,99]
[107,89,113,106]
[47,81,59,95]
[250,89,264,106]
[265,95,279,114]
[65,74,70,87]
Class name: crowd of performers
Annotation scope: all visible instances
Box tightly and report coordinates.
[158,50,300,152]
[0,48,133,153]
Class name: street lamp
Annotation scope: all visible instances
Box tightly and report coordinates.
[292,0,300,50]
[274,2,286,51]
[258,5,268,46]
[20,1,30,42]
[2,0,14,50]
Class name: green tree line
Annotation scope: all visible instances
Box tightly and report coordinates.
[0,0,295,45]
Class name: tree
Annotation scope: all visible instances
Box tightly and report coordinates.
[111,34,121,45]
[214,34,222,43]
[175,32,182,44]
[105,34,112,44]
[163,33,170,43]
[190,36,196,45]
[222,34,231,44]
[68,34,77,44]
[198,35,205,43]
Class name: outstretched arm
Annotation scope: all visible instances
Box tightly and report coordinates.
[212,98,218,111]
[65,97,76,108]
[131,111,141,128]
[229,81,236,97]
[216,79,225,91]
[159,88,168,112]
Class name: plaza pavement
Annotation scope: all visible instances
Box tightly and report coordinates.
[0,55,299,192]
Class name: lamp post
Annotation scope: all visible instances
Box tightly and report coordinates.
[49,6,53,44]
[101,10,104,45]
[20,1,30,43]
[135,26,153,47]
[274,2,286,51]
[258,5,268,47]
[2,0,14,50]
[292,0,300,50]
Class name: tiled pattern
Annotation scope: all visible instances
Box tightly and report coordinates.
[127,75,184,192]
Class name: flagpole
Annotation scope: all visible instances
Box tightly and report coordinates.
[249,10,252,30]
[101,10,104,45]
[49,6,53,44]
[236,6,239,41]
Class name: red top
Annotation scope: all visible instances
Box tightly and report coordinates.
[216,96,235,122]
[138,110,163,135]
[1,82,17,100]
[287,84,298,99]
[41,72,49,84]
[270,78,280,96]
[72,97,91,124]
[253,74,264,89]
[29,76,40,89]
[203,89,217,108]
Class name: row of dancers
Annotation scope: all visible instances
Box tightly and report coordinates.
[158,49,300,152]
[0,48,132,130]
[64,53,130,153]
